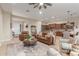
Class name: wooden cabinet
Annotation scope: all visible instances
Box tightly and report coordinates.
[56,31,63,37]
[49,24,64,29]
[42,22,74,31]
[42,24,64,31]
[42,25,49,31]
[49,24,55,29]
[61,23,66,29]
[55,24,61,29]
[65,22,74,29]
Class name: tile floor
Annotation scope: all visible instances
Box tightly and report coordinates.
[0,37,68,56]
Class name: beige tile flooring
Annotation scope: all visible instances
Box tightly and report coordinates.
[0,44,7,55]
[0,36,68,56]
[0,38,21,56]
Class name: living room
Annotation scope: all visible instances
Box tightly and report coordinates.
[0,3,79,56]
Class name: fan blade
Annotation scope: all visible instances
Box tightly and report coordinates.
[33,4,39,8]
[45,3,52,6]
[43,5,47,9]
[39,6,41,9]
[29,3,36,5]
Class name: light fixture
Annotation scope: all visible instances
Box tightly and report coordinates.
[39,11,42,14]
[65,10,74,20]
[51,16,55,18]
[39,3,43,5]
[29,3,52,10]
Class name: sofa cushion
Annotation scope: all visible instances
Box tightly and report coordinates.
[60,38,70,43]
[61,42,72,50]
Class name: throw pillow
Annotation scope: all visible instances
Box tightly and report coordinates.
[61,42,72,50]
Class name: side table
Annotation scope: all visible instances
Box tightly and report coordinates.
[70,44,79,56]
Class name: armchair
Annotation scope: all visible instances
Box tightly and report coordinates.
[19,31,29,41]
[60,38,73,54]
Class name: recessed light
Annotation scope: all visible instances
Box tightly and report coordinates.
[39,11,42,14]
[39,3,43,5]
[51,16,55,18]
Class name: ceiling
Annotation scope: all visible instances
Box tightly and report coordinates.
[0,3,79,21]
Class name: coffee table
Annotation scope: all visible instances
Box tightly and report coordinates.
[23,37,37,46]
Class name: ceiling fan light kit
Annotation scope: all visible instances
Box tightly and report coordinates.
[29,3,52,9]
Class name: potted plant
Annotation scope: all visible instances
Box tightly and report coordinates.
[23,35,37,46]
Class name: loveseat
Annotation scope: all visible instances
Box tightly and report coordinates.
[36,32,54,45]
[19,31,29,41]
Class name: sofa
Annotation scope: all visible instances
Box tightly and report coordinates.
[36,32,54,45]
[19,31,29,41]
[60,38,73,55]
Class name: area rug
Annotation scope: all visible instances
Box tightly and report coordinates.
[6,41,49,56]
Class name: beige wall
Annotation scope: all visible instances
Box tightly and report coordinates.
[23,21,38,35]
[12,16,42,35]
[0,7,3,42]
[2,12,11,41]
[0,7,11,42]
[11,15,79,35]
[36,21,42,34]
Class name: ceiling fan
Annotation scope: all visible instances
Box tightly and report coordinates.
[29,3,52,9]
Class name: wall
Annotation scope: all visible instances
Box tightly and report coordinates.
[12,16,42,35]
[42,20,67,25]
[0,7,11,42]
[12,16,79,35]
[42,18,79,26]
[23,21,42,35]
[23,21,37,35]
[36,21,42,34]
[3,12,12,41]
[0,7,3,42]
